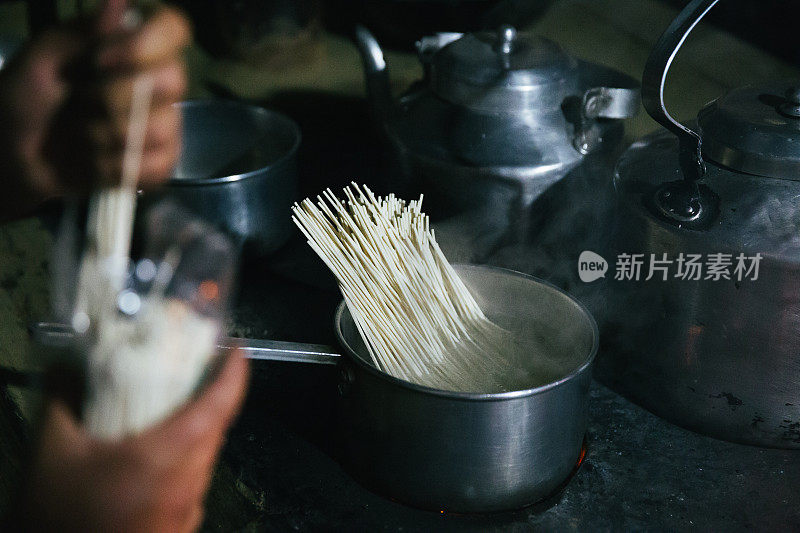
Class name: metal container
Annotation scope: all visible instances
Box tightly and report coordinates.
[144,100,301,254]
[333,264,597,512]
[28,265,597,510]
[233,265,597,511]
[355,26,639,287]
[599,0,800,448]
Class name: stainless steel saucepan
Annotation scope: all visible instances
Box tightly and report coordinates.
[139,100,301,255]
[231,265,598,512]
[26,265,597,513]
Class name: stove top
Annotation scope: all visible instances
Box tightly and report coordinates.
[201,92,800,530]
[200,255,800,531]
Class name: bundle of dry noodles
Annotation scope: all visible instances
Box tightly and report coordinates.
[292,183,512,392]
[70,78,231,439]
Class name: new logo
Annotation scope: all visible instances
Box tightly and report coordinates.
[578,251,608,283]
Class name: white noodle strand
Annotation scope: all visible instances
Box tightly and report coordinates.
[292,184,512,392]
[74,77,222,439]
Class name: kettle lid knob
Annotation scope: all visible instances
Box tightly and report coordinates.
[497,25,517,55]
[428,27,578,112]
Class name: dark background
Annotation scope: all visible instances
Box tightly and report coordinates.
[7,0,800,65]
[663,0,800,64]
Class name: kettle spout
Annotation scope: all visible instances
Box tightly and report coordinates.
[354,25,392,120]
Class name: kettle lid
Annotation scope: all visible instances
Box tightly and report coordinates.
[698,82,800,180]
[429,25,579,112]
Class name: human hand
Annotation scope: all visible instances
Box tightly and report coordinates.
[0,0,191,220]
[19,350,249,532]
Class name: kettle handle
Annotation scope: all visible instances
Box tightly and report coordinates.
[642,0,721,182]
[574,83,641,154]
[354,25,393,121]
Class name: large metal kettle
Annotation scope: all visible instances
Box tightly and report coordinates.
[355,25,639,277]
[600,0,800,448]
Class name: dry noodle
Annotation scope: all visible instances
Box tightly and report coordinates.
[72,77,222,439]
[292,183,513,392]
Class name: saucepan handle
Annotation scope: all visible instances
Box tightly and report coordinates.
[27,321,341,370]
[218,337,341,365]
[2,324,341,391]
[642,0,721,182]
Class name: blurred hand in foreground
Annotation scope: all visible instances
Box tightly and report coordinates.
[19,351,249,532]
[0,0,191,221]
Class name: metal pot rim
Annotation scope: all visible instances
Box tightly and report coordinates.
[167,99,302,186]
[334,263,599,402]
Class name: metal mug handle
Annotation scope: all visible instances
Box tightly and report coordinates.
[581,87,640,121]
[642,0,721,182]
[575,85,640,154]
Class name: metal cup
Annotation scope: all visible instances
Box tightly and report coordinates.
[143,100,301,254]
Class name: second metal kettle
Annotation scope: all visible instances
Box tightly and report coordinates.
[600,0,800,448]
[355,25,639,281]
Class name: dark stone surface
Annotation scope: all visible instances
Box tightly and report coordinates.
[203,249,800,531]
[209,365,800,531]
[207,86,800,527]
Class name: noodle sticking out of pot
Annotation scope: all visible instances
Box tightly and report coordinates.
[292,183,513,392]
[69,78,231,439]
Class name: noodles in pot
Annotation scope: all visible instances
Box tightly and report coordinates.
[292,183,513,393]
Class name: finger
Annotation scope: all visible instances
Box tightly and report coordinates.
[88,100,181,155]
[153,474,207,528]
[107,352,245,479]
[143,103,182,153]
[19,29,88,87]
[97,7,191,70]
[83,60,187,118]
[169,502,205,533]
[144,349,250,448]
[183,505,205,533]
[94,141,179,189]
[137,136,181,187]
[192,349,251,431]
[174,453,218,508]
[38,399,89,453]
[90,102,181,186]
[120,413,225,488]
[126,350,247,477]
[96,0,129,36]
[135,449,212,530]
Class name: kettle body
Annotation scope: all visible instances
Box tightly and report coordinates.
[601,130,800,448]
[599,0,800,448]
[356,26,639,283]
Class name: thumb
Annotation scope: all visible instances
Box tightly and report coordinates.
[38,399,88,453]
[96,0,129,36]
[143,349,250,447]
